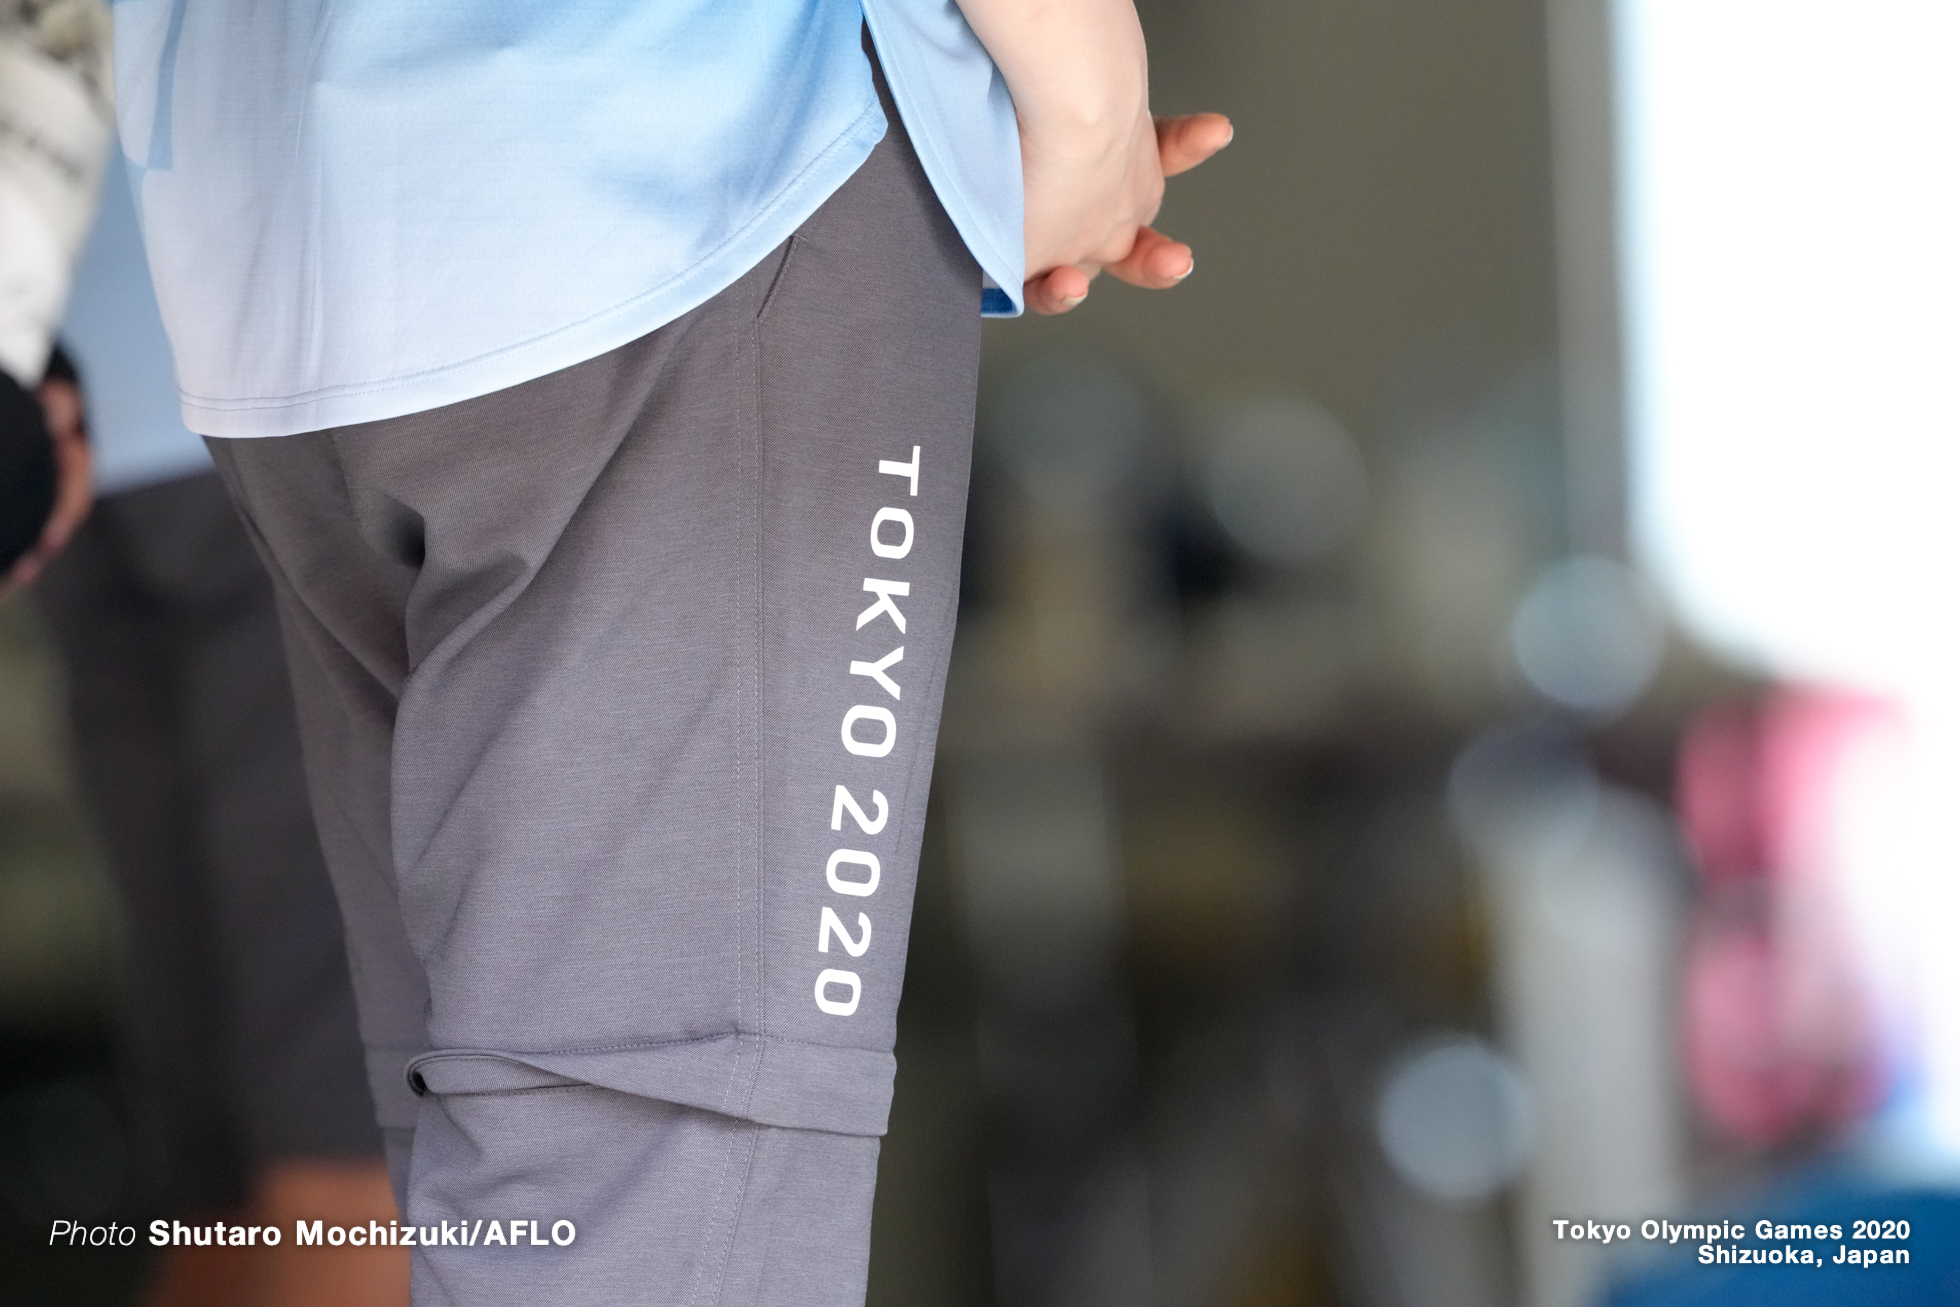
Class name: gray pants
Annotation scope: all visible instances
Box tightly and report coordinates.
[34,471,379,1210]
[207,81,980,1306]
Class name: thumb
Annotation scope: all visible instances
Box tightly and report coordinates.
[1156,113,1234,178]
[1024,265,1093,315]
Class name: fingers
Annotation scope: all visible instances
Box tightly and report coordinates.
[1019,111,1226,314]
[1024,227,1192,314]
[0,558,38,597]
[41,426,92,554]
[1,532,57,593]
[1104,226,1193,290]
[1155,113,1233,178]
[1024,263,1093,316]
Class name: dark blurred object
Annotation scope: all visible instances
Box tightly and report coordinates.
[35,467,380,1216]
[0,367,57,574]
[0,1028,152,1304]
[41,345,80,389]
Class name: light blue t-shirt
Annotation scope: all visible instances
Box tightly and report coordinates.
[109,0,1024,439]
[61,159,210,494]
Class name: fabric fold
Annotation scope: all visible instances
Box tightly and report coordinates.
[406,1035,898,1138]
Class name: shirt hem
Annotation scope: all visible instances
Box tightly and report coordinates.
[187,101,887,439]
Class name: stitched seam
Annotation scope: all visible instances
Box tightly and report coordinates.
[754,237,800,324]
[707,1126,761,1307]
[685,1127,742,1307]
[711,298,755,1121]
[741,301,766,1117]
[413,1034,889,1065]
[688,1123,760,1307]
[432,1084,589,1100]
[407,1030,886,1062]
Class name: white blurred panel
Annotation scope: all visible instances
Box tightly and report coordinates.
[1619,0,1960,693]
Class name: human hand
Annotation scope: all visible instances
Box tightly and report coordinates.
[1,374,92,595]
[953,0,1230,315]
[1021,110,1233,315]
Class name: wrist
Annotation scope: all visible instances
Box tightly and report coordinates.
[1010,50,1147,146]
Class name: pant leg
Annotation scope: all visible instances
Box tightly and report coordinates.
[207,83,980,1306]
[34,471,379,1207]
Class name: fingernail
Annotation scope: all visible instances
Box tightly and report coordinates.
[1062,292,1087,307]
[1174,258,1194,281]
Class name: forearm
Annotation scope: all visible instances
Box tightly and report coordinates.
[955,0,1149,153]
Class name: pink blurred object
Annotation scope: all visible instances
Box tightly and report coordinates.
[1675,689,1898,1147]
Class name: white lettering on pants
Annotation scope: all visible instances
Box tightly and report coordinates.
[857,579,910,633]
[849,646,903,700]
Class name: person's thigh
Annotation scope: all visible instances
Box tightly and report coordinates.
[211,100,979,1304]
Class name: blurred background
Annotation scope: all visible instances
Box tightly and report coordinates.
[4,0,1957,1303]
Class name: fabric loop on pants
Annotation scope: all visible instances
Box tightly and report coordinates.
[405,1036,897,1137]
